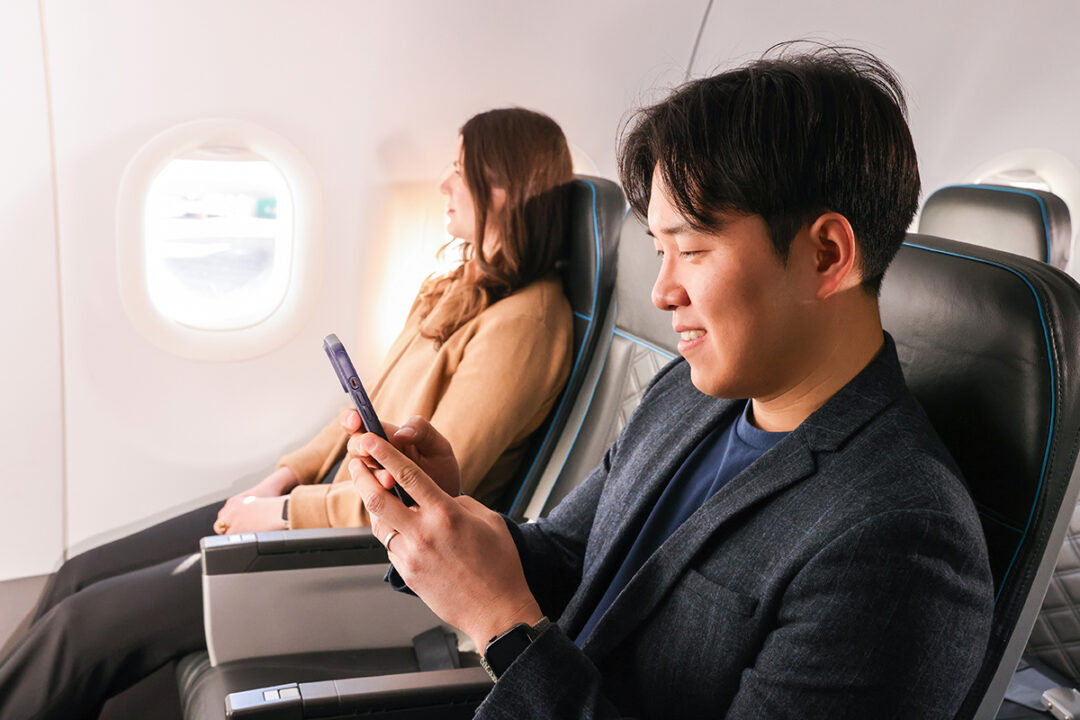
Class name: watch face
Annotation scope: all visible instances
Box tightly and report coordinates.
[484,624,533,679]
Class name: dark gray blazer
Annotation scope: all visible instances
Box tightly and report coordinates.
[479,338,994,719]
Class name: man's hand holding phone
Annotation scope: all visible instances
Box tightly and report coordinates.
[342,412,462,498]
[345,420,542,654]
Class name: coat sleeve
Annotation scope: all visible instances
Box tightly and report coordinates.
[473,433,631,719]
[508,444,611,618]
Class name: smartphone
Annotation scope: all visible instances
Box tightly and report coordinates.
[323,333,415,507]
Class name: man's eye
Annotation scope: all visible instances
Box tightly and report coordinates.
[655,249,664,258]
[679,250,702,258]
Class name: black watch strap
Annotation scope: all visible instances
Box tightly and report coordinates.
[281,497,290,523]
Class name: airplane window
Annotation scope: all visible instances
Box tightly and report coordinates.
[975,168,1052,193]
[144,148,293,330]
[117,119,322,361]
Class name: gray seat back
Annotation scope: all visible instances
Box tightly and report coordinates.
[919,184,1072,269]
[524,212,675,519]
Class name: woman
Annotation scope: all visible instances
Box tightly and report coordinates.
[0,107,575,720]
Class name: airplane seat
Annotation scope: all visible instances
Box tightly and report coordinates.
[515,211,675,520]
[176,212,670,719]
[497,175,625,518]
[880,234,1080,718]
[173,176,625,720]
[919,184,1080,695]
[919,183,1072,270]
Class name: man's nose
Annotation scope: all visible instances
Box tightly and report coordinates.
[652,263,688,310]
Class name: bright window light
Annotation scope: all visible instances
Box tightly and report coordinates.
[144,150,294,330]
[117,119,322,362]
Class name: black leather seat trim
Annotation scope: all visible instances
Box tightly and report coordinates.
[902,239,1056,603]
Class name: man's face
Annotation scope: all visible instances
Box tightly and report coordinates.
[648,174,815,400]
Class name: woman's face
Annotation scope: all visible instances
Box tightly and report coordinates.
[439,136,477,242]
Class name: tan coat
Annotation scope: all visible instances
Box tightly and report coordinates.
[280,275,573,528]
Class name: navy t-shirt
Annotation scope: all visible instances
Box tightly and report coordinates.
[575,400,787,646]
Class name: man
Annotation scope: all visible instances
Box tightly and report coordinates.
[345,45,994,718]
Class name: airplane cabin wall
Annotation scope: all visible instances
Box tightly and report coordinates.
[0,1,65,581]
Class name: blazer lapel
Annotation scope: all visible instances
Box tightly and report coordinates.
[578,431,816,663]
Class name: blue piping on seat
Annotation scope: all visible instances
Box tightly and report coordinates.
[612,328,677,360]
[573,311,590,322]
[509,180,603,513]
[903,241,1055,604]
[929,185,1054,264]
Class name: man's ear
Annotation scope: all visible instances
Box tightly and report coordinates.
[806,212,861,299]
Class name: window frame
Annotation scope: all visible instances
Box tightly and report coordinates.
[117,118,323,361]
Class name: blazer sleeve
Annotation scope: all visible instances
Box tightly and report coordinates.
[471,441,629,719]
[507,447,609,617]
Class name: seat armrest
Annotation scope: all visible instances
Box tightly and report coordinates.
[225,667,492,719]
[201,529,448,666]
[201,528,389,575]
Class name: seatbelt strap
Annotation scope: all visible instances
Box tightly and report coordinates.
[412,627,461,671]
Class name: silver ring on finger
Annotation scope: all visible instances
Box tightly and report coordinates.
[383,529,399,551]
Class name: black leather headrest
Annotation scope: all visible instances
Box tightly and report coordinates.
[918,184,1072,269]
[563,176,624,321]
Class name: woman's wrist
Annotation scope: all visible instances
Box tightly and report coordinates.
[267,466,299,495]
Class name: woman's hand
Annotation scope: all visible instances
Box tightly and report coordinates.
[214,495,288,534]
[349,432,541,652]
[215,466,297,534]
[342,411,462,498]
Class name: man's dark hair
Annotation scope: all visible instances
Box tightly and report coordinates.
[618,43,920,294]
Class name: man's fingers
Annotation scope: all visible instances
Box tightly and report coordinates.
[348,457,418,530]
[358,433,447,507]
[395,416,453,456]
[338,408,362,433]
[347,424,401,458]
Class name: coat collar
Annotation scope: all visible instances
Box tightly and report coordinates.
[574,333,910,662]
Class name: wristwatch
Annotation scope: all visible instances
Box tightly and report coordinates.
[281,498,290,527]
[480,616,551,682]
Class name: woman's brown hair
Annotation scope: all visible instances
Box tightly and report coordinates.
[417,108,574,344]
